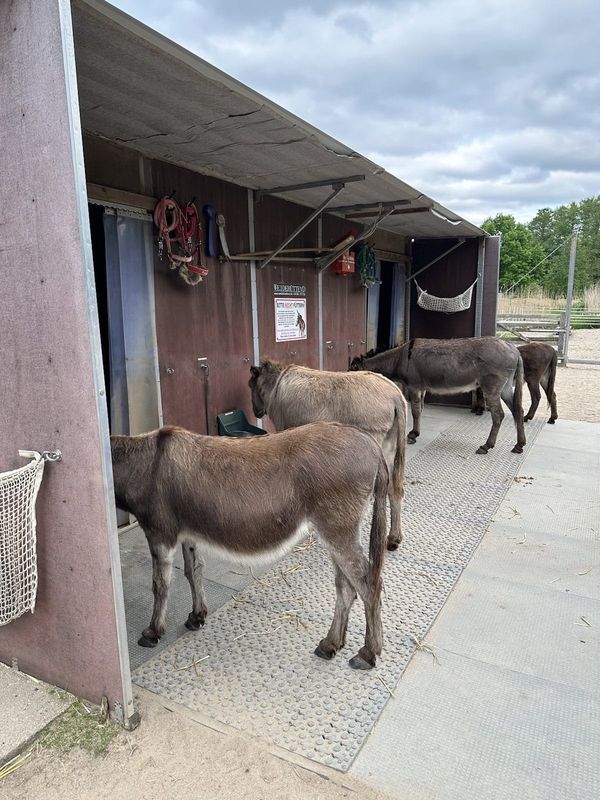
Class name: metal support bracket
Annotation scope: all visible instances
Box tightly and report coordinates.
[258,183,346,270]
[316,206,397,273]
[405,238,466,284]
[256,175,364,200]
[327,199,413,214]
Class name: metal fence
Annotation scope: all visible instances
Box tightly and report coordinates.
[496,311,600,364]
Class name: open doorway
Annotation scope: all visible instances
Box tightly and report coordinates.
[89,203,162,438]
[367,260,406,352]
[89,203,162,526]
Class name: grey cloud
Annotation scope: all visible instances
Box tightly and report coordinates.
[111,0,600,223]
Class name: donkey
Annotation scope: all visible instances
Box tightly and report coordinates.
[473,342,558,424]
[249,360,407,551]
[351,337,526,455]
[111,422,389,670]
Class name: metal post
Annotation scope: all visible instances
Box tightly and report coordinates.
[474,236,485,337]
[563,226,579,366]
[557,310,567,361]
[248,188,263,429]
[317,216,324,370]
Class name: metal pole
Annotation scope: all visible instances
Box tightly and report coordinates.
[474,237,485,337]
[317,216,324,370]
[405,239,465,283]
[247,188,263,429]
[563,226,579,366]
[258,184,344,270]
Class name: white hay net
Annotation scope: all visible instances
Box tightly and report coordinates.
[0,451,45,626]
[415,279,477,314]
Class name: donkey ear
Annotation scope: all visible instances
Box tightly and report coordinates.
[250,365,259,377]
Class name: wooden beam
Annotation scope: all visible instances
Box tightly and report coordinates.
[86,182,156,211]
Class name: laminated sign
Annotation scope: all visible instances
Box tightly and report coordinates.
[274,298,307,342]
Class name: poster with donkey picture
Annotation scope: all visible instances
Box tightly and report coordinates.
[274,298,307,342]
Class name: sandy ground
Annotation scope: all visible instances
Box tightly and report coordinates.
[2,689,394,800]
[552,329,600,423]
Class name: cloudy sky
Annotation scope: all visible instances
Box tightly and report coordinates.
[111,0,599,225]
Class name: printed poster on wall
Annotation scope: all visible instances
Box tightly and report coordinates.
[274,297,307,342]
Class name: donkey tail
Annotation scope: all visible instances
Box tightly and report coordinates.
[513,352,525,424]
[391,394,407,498]
[369,453,390,602]
[546,348,558,406]
[511,353,527,452]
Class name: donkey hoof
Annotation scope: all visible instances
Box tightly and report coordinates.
[547,418,556,425]
[315,639,337,660]
[511,444,524,454]
[138,633,159,648]
[407,436,417,445]
[185,612,206,631]
[387,538,400,551]
[476,445,489,454]
[475,408,484,416]
[349,648,376,670]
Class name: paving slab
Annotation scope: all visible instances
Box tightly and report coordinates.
[350,415,600,798]
[351,648,600,800]
[474,522,600,599]
[0,663,68,764]
[424,569,600,693]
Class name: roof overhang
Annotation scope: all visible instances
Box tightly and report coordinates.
[72,0,485,239]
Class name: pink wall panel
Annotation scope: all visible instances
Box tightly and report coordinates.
[0,0,130,716]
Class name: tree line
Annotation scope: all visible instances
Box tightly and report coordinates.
[481,196,600,295]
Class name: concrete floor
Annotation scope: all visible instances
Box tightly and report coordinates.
[0,664,68,764]
[350,416,600,799]
[4,404,598,797]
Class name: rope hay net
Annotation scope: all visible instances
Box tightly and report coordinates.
[0,451,45,625]
[415,279,477,314]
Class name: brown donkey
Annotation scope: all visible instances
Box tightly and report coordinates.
[111,423,389,670]
[351,337,526,455]
[473,342,558,424]
[249,360,407,550]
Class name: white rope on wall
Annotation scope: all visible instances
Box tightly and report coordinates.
[415,279,477,314]
[0,451,49,625]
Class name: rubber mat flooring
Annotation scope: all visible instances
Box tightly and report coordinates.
[130,414,545,771]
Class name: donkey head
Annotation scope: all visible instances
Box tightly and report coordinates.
[349,354,366,371]
[248,360,284,418]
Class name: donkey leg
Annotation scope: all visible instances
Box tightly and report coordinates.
[382,435,404,550]
[140,540,176,647]
[477,394,504,454]
[472,387,486,415]
[500,377,526,453]
[523,379,541,422]
[182,541,208,631]
[541,373,558,423]
[328,550,383,670]
[315,564,357,660]
[407,391,422,444]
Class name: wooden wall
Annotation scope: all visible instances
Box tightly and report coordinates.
[321,214,367,370]
[0,0,131,718]
[83,136,370,432]
[409,238,479,340]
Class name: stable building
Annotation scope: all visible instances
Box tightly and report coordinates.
[0,0,498,726]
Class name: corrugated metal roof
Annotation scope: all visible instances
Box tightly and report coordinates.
[72,0,485,239]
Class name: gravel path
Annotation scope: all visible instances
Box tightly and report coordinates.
[554,329,600,423]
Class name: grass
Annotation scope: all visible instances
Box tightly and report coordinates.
[498,284,600,315]
[36,698,120,757]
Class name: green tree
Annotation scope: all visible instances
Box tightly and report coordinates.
[528,196,600,295]
[481,213,545,291]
